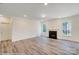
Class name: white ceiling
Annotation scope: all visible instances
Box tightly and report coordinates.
[0,3,79,19]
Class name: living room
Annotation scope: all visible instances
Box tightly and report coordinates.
[0,3,79,55]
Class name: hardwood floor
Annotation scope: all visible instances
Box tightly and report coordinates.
[0,40,13,54]
[0,36,79,55]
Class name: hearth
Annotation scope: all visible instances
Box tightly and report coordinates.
[49,31,57,39]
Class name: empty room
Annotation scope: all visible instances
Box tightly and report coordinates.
[0,3,79,55]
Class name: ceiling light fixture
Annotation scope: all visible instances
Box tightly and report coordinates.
[0,14,3,17]
[24,14,27,17]
[44,3,48,6]
[42,14,46,18]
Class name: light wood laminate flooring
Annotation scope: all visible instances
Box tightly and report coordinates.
[0,36,79,55]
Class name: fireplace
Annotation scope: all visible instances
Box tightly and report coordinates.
[49,31,57,39]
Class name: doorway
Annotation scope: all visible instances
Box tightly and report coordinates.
[0,16,13,54]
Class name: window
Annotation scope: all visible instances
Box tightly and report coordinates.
[63,21,71,36]
[43,24,47,32]
[41,21,47,32]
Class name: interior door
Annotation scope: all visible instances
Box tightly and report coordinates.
[0,17,13,54]
[0,23,11,41]
[0,17,12,41]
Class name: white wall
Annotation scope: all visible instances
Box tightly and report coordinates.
[45,15,79,42]
[68,15,79,42]
[12,17,41,42]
